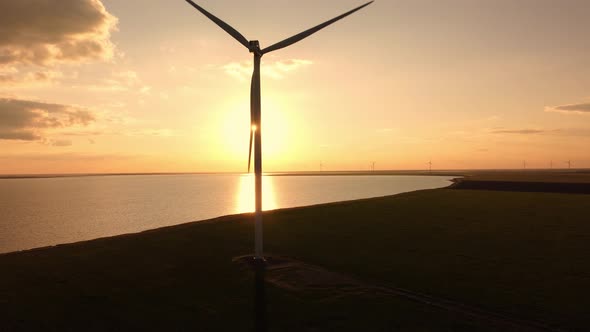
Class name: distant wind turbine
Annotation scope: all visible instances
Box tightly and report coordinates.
[566,160,572,169]
[185,0,374,260]
[428,160,432,173]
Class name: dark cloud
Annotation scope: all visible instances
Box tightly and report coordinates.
[546,102,590,114]
[0,98,95,141]
[0,0,117,66]
[0,130,40,141]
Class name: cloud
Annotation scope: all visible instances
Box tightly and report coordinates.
[490,128,590,137]
[0,68,63,86]
[555,128,590,137]
[266,59,313,79]
[222,62,251,81]
[222,59,313,81]
[0,0,117,66]
[491,129,547,134]
[51,139,73,147]
[545,102,590,114]
[126,128,176,137]
[74,70,150,93]
[0,152,137,163]
[0,98,95,141]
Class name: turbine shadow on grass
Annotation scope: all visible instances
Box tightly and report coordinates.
[254,262,267,332]
[233,255,268,332]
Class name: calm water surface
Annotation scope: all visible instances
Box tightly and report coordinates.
[0,174,452,253]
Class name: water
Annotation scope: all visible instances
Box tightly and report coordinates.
[0,174,452,254]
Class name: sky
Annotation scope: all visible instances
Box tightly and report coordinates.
[1,0,589,174]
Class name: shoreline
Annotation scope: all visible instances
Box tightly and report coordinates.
[0,185,450,257]
[0,176,456,255]
[4,172,590,256]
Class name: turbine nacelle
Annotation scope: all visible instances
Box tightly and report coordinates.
[249,40,262,56]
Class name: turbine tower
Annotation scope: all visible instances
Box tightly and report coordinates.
[185,0,374,260]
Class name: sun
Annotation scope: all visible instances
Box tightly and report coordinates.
[214,96,303,169]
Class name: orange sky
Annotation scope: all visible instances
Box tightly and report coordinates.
[1,0,589,174]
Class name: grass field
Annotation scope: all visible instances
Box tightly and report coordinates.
[1,187,589,331]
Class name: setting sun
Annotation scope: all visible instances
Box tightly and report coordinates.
[210,96,301,168]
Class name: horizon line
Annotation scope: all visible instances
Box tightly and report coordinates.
[1,168,589,179]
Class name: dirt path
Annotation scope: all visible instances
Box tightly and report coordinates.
[234,256,565,332]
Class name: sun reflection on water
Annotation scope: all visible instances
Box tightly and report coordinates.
[235,174,277,213]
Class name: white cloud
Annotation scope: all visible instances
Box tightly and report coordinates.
[74,70,149,93]
[222,59,313,81]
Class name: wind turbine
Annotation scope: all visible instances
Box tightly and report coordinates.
[184,0,374,260]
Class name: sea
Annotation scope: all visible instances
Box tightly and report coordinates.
[0,174,453,254]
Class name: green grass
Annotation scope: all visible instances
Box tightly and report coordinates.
[265,190,590,327]
[1,189,589,331]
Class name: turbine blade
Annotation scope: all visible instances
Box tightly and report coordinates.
[184,0,250,49]
[248,128,253,173]
[261,1,374,54]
